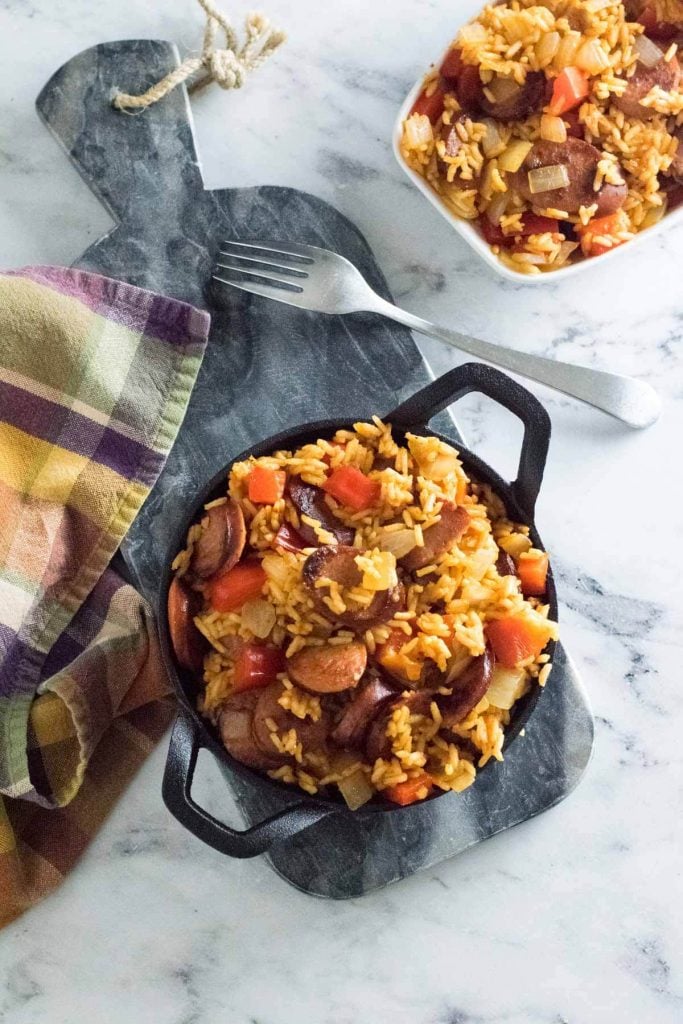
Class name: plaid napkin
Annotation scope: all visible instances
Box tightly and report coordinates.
[0,267,209,926]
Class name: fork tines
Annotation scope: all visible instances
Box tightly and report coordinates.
[213,240,314,295]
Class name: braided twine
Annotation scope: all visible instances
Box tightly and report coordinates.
[112,0,285,110]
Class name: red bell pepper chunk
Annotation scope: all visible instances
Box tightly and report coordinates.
[385,772,434,806]
[323,466,381,511]
[456,64,484,112]
[208,561,267,612]
[232,643,285,693]
[520,214,560,236]
[486,616,549,668]
[479,216,508,246]
[410,85,446,123]
[584,241,613,257]
[440,47,464,84]
[548,67,589,116]
[480,213,560,248]
[516,552,549,597]
[577,213,624,257]
[248,465,286,505]
[273,523,308,553]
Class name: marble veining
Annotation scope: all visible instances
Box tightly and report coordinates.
[0,0,681,1021]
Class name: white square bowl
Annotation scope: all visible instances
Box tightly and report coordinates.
[392,40,683,283]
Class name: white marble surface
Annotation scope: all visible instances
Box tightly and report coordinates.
[1,0,682,1021]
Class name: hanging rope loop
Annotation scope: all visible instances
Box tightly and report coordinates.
[112,1,285,111]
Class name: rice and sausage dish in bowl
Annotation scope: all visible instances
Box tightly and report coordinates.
[398,0,683,275]
[168,417,557,811]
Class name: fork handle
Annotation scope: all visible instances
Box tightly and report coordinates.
[369,296,660,429]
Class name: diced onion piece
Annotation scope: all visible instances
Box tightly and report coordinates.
[540,113,568,143]
[485,665,527,710]
[489,75,521,102]
[585,0,613,10]
[261,550,290,586]
[458,22,488,45]
[641,203,666,228]
[338,769,374,811]
[555,240,579,264]
[486,190,509,224]
[498,532,532,557]
[480,117,504,157]
[405,113,434,148]
[240,599,276,639]
[500,10,536,43]
[379,528,418,560]
[527,163,570,194]
[634,34,663,68]
[423,450,461,481]
[468,545,498,581]
[536,30,560,67]
[499,139,533,172]
[575,38,609,75]
[555,31,581,70]
[516,252,547,265]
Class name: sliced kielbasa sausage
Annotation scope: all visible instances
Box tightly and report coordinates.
[252,682,330,757]
[288,479,355,546]
[302,545,405,629]
[511,138,627,216]
[438,645,494,728]
[614,54,680,120]
[288,641,368,694]
[400,502,470,572]
[218,691,287,769]
[189,500,246,581]
[330,673,398,749]
[167,577,206,672]
[479,71,545,121]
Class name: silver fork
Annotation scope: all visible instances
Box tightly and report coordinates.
[213,240,660,429]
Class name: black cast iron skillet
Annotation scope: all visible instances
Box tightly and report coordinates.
[159,363,556,858]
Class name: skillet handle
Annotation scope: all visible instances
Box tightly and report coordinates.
[389,363,551,520]
[162,710,339,858]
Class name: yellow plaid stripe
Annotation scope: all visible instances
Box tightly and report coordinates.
[29,692,77,747]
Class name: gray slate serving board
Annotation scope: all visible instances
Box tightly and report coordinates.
[36,39,594,898]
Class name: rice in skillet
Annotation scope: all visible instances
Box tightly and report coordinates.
[170,419,557,809]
